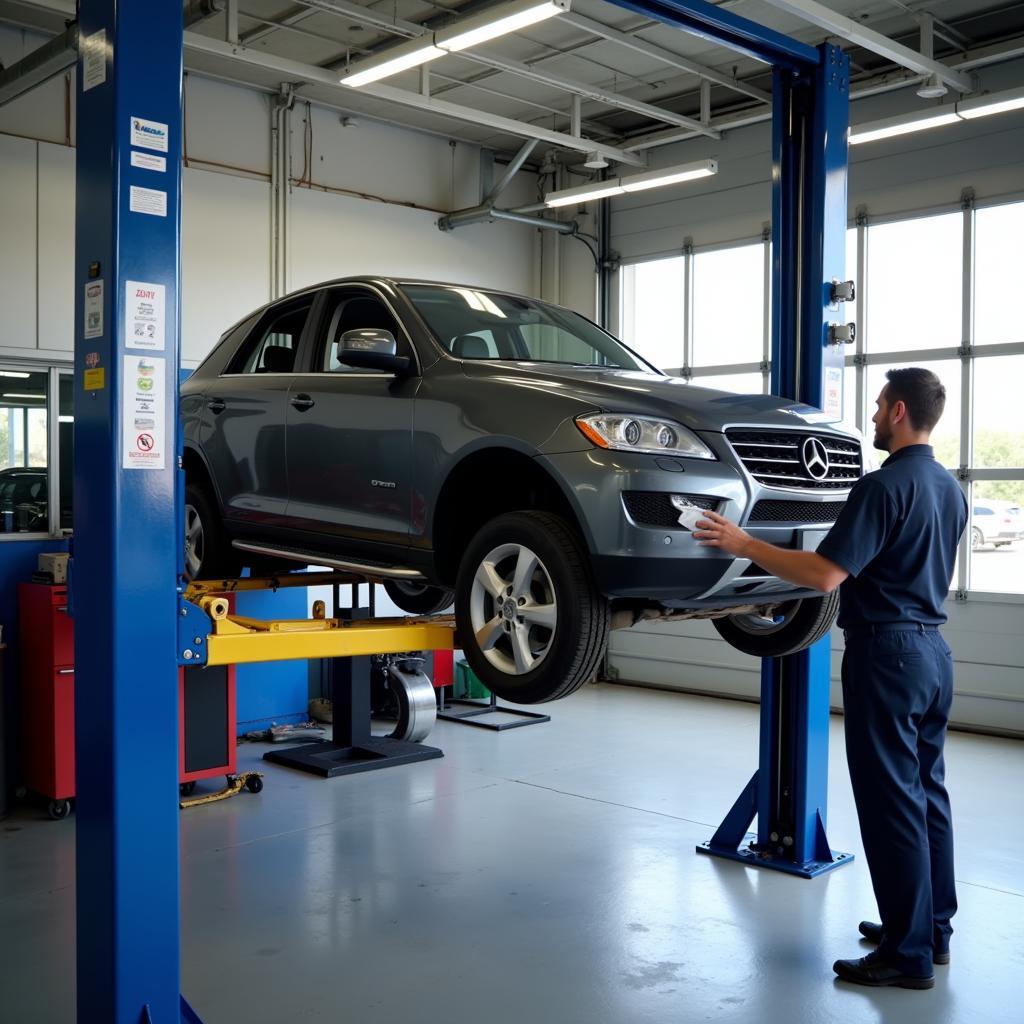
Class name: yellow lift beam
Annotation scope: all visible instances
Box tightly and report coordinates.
[182,573,456,667]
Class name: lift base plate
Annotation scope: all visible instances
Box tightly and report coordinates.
[263,737,442,778]
[696,833,854,879]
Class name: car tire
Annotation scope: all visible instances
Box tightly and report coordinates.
[383,580,455,616]
[455,511,608,705]
[971,526,983,552]
[711,591,840,659]
[184,481,242,581]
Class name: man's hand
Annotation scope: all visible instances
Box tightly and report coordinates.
[693,509,849,593]
[693,509,754,557]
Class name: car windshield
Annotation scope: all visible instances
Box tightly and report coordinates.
[402,284,657,372]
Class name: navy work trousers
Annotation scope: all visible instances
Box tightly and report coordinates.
[841,625,957,977]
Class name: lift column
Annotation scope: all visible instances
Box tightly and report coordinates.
[699,42,854,876]
[73,1,191,1020]
[600,0,852,877]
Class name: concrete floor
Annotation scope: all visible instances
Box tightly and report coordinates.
[1,683,1021,1024]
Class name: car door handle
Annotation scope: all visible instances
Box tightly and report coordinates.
[207,398,226,414]
[290,393,315,412]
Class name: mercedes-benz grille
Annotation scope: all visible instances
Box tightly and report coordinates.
[726,430,861,490]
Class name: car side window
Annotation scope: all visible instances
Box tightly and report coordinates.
[229,299,314,375]
[318,292,410,373]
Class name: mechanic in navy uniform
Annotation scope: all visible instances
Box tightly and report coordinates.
[695,367,967,991]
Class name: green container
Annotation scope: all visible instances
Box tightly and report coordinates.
[454,659,490,700]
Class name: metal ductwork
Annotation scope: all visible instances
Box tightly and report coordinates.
[0,1,220,109]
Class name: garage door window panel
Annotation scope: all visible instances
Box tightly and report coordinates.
[619,257,685,371]
[975,201,1024,347]
[692,244,763,369]
[972,356,1024,469]
[866,360,961,469]
[866,213,961,354]
[970,482,1024,594]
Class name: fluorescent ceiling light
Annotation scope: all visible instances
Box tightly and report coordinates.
[958,85,1024,119]
[620,159,718,193]
[341,38,445,87]
[3,393,44,400]
[545,180,626,207]
[0,371,30,378]
[544,159,717,207]
[341,0,570,87]
[849,110,960,145]
[439,0,569,52]
[850,85,1024,145]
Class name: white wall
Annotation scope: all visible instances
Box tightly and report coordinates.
[0,46,543,368]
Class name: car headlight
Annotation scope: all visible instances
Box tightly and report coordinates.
[575,414,716,459]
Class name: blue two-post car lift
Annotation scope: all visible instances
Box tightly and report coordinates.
[72,0,854,1019]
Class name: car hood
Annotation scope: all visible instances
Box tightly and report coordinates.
[462,361,856,435]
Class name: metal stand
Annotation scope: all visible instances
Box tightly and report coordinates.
[697,646,851,877]
[437,688,550,731]
[264,588,442,777]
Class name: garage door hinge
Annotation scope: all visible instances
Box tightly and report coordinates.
[956,465,971,482]
[955,588,968,603]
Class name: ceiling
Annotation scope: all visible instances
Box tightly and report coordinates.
[3,0,1024,165]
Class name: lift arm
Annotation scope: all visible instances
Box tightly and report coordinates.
[178,574,456,667]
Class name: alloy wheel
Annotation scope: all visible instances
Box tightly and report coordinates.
[469,542,557,675]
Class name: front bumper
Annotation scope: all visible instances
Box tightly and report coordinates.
[540,446,841,606]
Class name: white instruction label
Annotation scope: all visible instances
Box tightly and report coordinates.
[122,355,165,470]
[824,365,843,420]
[130,116,168,153]
[125,280,165,351]
[84,279,104,339]
[82,29,107,92]
[129,185,167,217]
[130,151,166,173]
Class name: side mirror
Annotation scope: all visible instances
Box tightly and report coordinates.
[338,329,411,373]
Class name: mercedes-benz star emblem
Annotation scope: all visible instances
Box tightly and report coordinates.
[801,436,830,481]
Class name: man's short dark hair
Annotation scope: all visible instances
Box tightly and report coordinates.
[884,367,946,432]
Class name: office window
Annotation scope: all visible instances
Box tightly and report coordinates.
[0,368,50,534]
[620,257,685,370]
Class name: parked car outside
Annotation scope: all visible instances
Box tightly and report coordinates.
[971,499,1023,550]
[0,466,48,532]
[182,278,863,703]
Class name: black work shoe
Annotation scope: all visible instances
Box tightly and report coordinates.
[858,921,951,965]
[834,951,934,989]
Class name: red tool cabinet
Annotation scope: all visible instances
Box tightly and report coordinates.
[18,582,236,817]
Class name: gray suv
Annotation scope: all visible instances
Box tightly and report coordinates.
[182,278,862,703]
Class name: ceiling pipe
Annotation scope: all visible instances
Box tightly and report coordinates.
[438,205,576,233]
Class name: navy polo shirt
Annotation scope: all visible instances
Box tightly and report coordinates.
[816,444,968,628]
